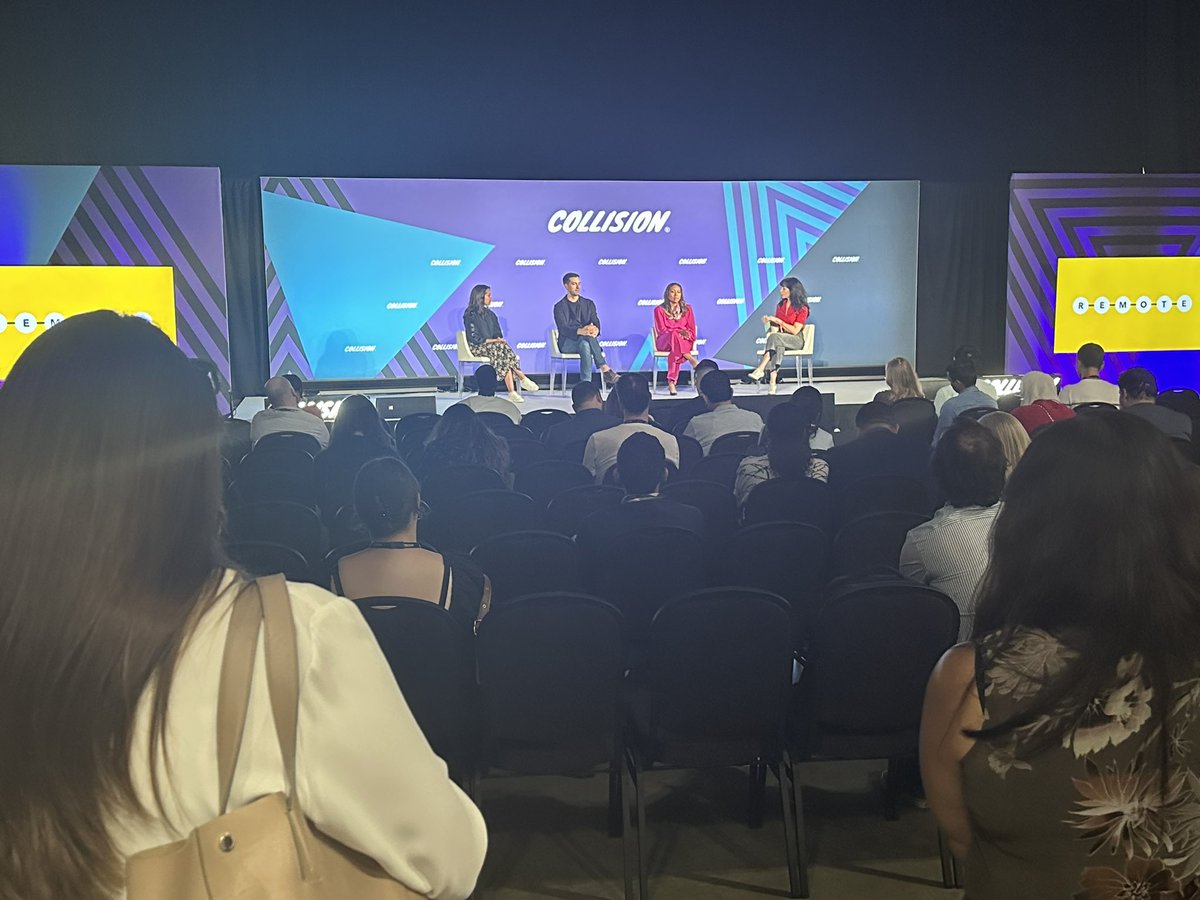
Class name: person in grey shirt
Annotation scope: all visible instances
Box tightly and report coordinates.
[900,419,1005,639]
[932,358,997,446]
[1118,367,1192,441]
[250,375,330,448]
[683,370,764,454]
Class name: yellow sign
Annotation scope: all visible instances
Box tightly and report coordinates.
[1054,257,1200,352]
[0,266,176,379]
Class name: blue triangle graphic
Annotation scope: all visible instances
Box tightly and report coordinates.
[262,193,494,379]
[0,165,100,264]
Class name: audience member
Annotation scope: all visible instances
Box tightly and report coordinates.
[583,373,680,483]
[250,374,331,448]
[874,356,925,404]
[575,432,703,545]
[666,358,720,431]
[544,381,621,455]
[336,457,490,628]
[0,312,485,900]
[414,403,511,482]
[791,385,834,450]
[824,400,932,490]
[932,359,998,446]
[733,402,830,507]
[456,364,522,425]
[1057,342,1119,406]
[932,345,998,414]
[920,413,1200,897]
[683,370,764,454]
[314,394,399,524]
[977,410,1030,480]
[900,419,1004,639]
[1010,370,1074,435]
[1118,366,1192,440]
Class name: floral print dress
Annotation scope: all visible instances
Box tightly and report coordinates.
[963,628,1200,899]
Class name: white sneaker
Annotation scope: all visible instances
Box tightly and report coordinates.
[508,390,525,404]
[519,375,539,392]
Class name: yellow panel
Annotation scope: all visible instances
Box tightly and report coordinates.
[0,266,176,378]
[1054,257,1200,353]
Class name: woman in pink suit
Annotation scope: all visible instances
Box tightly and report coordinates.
[653,282,699,395]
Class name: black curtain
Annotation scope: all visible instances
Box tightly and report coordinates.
[221,176,269,400]
[915,182,1011,377]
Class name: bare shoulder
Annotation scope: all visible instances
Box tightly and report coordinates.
[929,643,978,694]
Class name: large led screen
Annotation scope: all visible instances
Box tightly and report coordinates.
[261,177,919,380]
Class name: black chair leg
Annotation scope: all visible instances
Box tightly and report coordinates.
[748,760,767,829]
[784,759,810,898]
[884,757,901,821]
[938,830,963,888]
[626,750,649,900]
[773,760,804,898]
[621,756,637,900]
[608,759,624,838]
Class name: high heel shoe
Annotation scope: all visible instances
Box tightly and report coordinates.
[742,370,764,384]
[668,381,677,395]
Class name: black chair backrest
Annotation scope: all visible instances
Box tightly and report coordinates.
[229,470,317,509]
[686,452,746,491]
[393,412,441,437]
[237,445,315,481]
[521,408,570,439]
[420,489,540,553]
[225,541,310,581]
[557,438,589,463]
[513,460,594,508]
[709,430,762,456]
[891,397,937,444]
[545,484,624,536]
[397,425,436,462]
[641,588,793,751]
[832,511,929,577]
[741,476,833,533]
[254,430,323,456]
[719,523,830,639]
[661,480,738,544]
[470,530,583,605]
[419,464,505,509]
[801,580,959,737]
[1072,401,1119,415]
[837,474,932,524]
[1158,388,1200,417]
[676,433,703,475]
[329,504,369,549]
[505,438,551,471]
[477,411,518,433]
[353,597,475,769]
[226,501,323,564]
[221,418,252,466]
[476,593,624,773]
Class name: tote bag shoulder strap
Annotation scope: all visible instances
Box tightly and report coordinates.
[216,579,265,815]
[258,573,302,799]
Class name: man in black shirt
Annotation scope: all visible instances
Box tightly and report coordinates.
[545,381,621,457]
[553,272,619,387]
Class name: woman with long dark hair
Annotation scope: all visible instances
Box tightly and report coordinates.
[920,413,1200,898]
[0,313,486,900]
[314,393,399,524]
[733,401,829,507]
[463,283,538,403]
[743,276,810,395]
[653,281,699,395]
[413,402,511,483]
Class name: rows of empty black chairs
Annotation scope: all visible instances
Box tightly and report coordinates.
[218,410,960,898]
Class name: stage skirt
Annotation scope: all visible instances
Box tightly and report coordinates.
[469,340,522,377]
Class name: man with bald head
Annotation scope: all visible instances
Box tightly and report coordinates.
[250,375,330,448]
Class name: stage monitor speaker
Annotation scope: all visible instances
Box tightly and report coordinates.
[375,395,438,420]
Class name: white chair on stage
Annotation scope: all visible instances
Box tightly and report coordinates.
[455,330,490,395]
[548,328,582,395]
[649,328,699,393]
[755,323,816,388]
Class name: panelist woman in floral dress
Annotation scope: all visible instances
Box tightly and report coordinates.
[463,283,539,403]
[653,282,699,395]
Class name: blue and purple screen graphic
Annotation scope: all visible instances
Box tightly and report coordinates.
[261,178,919,380]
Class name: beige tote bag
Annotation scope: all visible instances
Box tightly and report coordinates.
[125,575,423,899]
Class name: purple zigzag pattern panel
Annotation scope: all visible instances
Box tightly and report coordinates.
[1006,173,1200,380]
[262,177,456,378]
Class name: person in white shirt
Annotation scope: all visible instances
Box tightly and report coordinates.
[684,370,764,454]
[583,373,679,483]
[932,345,998,414]
[0,312,486,900]
[1057,342,1120,407]
[456,364,522,424]
[251,374,331,448]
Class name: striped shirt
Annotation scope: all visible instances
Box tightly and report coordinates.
[898,502,1000,640]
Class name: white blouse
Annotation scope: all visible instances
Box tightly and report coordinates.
[109,571,486,899]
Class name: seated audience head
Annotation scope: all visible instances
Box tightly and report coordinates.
[0,311,224,897]
[1020,371,1058,404]
[855,400,898,435]
[699,369,734,408]
[1117,367,1157,408]
[790,385,824,433]
[952,344,983,364]
[1075,341,1105,376]
[978,410,1031,480]
[264,374,302,409]
[354,456,421,540]
[331,394,394,449]
[615,431,668,495]
[946,358,979,393]
[884,356,924,399]
[762,402,814,478]
[571,380,603,412]
[693,358,719,390]
[932,418,1006,508]
[427,402,510,472]
[474,364,499,397]
[615,372,652,419]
